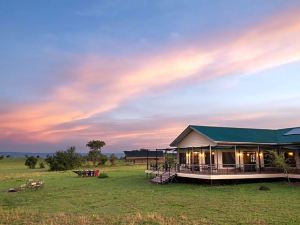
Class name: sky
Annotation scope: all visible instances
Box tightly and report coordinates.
[1,0,300,153]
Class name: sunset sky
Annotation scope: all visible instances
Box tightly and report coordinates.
[1,0,300,153]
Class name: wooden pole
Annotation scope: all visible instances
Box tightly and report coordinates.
[155,149,158,171]
[146,149,149,170]
[209,145,212,186]
[258,146,261,173]
[238,147,241,167]
[216,148,219,171]
[191,146,194,172]
[209,145,212,174]
[234,145,237,171]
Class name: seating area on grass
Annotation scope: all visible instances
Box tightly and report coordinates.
[73,169,100,177]
[8,179,44,192]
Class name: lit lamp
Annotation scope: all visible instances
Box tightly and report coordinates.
[259,153,263,157]
[288,152,294,156]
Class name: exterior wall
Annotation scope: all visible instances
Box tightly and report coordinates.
[177,130,215,148]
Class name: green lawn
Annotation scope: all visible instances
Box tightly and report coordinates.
[0,158,300,225]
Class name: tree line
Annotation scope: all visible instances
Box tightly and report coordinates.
[24,140,118,171]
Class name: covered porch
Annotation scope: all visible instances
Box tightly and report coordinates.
[145,144,300,180]
[175,145,300,175]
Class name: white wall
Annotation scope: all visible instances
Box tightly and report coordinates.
[177,130,215,148]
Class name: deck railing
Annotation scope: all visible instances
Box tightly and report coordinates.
[149,163,300,175]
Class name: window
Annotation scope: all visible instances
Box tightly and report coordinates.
[222,152,235,167]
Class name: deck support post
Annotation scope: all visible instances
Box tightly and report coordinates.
[209,145,212,174]
[155,149,158,171]
[216,148,218,171]
[209,145,212,185]
[258,146,261,173]
[238,147,241,168]
[164,149,167,172]
[234,145,237,173]
[146,149,149,170]
[191,146,194,173]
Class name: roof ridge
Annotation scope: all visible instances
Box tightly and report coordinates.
[190,125,277,131]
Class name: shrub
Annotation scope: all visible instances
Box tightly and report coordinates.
[98,154,108,165]
[39,162,45,168]
[98,173,108,178]
[0,155,4,160]
[25,156,38,169]
[109,154,117,165]
[45,147,83,171]
[258,185,270,191]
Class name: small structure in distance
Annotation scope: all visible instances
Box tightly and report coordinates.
[124,149,164,164]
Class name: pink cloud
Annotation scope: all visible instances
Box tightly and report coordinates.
[1,7,300,148]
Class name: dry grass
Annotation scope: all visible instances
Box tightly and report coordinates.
[1,158,300,225]
[0,209,207,225]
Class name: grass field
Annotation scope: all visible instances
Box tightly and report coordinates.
[1,158,300,225]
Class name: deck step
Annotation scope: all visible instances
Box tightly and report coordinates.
[151,172,176,184]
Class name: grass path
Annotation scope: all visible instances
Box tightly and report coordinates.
[1,158,300,224]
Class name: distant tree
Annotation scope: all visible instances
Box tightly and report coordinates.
[86,140,106,166]
[45,147,83,171]
[0,155,4,160]
[25,156,38,169]
[6,155,10,158]
[109,154,117,165]
[269,150,291,183]
[37,155,40,158]
[39,162,45,168]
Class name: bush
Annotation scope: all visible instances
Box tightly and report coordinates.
[25,156,38,169]
[98,154,108,165]
[39,162,45,168]
[45,147,83,171]
[109,154,117,165]
[258,185,270,191]
[0,155,4,160]
[98,173,108,178]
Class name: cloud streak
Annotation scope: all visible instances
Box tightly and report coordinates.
[1,7,300,150]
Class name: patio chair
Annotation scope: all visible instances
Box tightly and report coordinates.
[94,170,99,177]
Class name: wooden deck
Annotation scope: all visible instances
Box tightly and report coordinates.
[145,170,300,180]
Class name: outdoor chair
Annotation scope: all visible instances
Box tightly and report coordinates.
[94,170,99,177]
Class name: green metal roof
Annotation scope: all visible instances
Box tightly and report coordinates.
[170,125,300,146]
